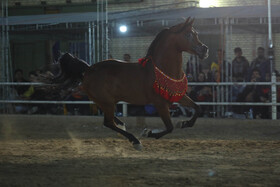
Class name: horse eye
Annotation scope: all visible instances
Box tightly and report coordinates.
[185,33,192,39]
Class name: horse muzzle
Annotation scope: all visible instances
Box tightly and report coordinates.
[194,44,209,60]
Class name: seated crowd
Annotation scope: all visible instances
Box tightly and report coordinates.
[13,68,92,115]
[186,47,280,119]
[11,47,280,119]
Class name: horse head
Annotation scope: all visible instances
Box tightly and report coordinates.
[170,18,209,60]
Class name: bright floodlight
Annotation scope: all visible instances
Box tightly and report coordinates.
[119,25,127,33]
[200,0,213,8]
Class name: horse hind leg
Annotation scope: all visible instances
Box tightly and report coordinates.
[114,116,126,131]
[100,103,142,150]
[177,95,200,128]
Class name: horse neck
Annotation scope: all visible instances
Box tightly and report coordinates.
[152,45,183,79]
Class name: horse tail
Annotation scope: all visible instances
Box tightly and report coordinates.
[52,52,90,88]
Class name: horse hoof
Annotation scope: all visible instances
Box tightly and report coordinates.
[140,128,152,137]
[133,142,143,151]
[175,121,183,128]
[177,121,193,128]
[116,123,126,131]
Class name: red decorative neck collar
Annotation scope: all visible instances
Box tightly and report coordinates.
[138,57,188,102]
[138,57,151,67]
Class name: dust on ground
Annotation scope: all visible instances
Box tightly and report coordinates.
[0,115,280,186]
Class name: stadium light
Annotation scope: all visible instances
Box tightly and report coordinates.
[200,0,215,8]
[119,25,128,33]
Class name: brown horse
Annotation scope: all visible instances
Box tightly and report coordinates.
[55,18,208,150]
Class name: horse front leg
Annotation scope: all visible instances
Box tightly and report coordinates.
[142,102,173,139]
[177,95,200,128]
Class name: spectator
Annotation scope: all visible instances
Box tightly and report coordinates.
[123,53,131,62]
[250,47,266,70]
[65,86,90,115]
[256,68,272,119]
[249,47,270,81]
[190,72,212,117]
[13,69,30,113]
[232,47,249,82]
[210,70,220,83]
[232,81,246,102]
[210,49,231,82]
[277,73,280,119]
[186,85,195,100]
[21,71,36,99]
[14,69,29,96]
[234,68,266,118]
[277,73,280,101]
[27,70,62,114]
[186,55,202,81]
[186,73,194,82]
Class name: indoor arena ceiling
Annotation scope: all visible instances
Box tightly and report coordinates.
[2,5,280,26]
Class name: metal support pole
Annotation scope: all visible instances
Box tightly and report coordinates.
[219,18,224,116]
[229,22,233,103]
[0,0,13,113]
[268,0,277,120]
[96,0,108,61]
[101,0,104,60]
[105,0,109,60]
[271,73,277,120]
[268,0,273,50]
[88,22,92,65]
[225,18,230,114]
[1,0,4,106]
[1,1,4,83]
[92,22,95,63]
[96,1,100,62]
[217,85,221,117]
[267,0,274,73]
[193,55,196,81]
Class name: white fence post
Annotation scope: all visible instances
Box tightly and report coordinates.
[271,73,277,120]
[122,103,128,117]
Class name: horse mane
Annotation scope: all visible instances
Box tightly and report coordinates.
[146,28,169,57]
[146,20,194,58]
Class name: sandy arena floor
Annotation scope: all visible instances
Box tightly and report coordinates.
[0,115,280,186]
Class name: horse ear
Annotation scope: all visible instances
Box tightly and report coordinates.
[184,17,191,25]
[170,17,194,33]
[189,18,195,26]
[170,22,185,33]
[184,18,195,32]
